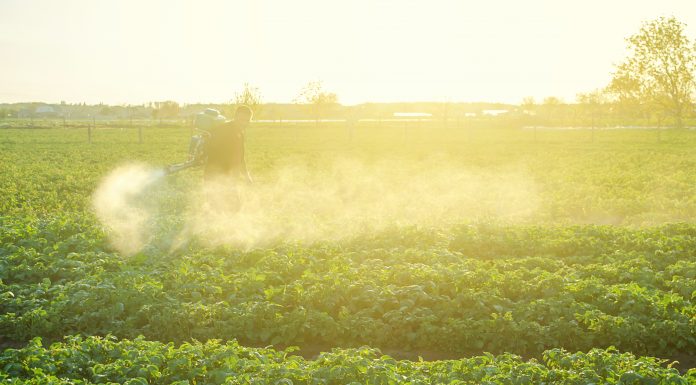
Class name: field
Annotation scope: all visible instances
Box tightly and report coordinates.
[1,122,695,384]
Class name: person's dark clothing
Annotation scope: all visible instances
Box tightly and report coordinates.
[204,121,245,180]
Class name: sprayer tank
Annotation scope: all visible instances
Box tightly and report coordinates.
[195,109,227,131]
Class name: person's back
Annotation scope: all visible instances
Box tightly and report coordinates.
[203,106,253,183]
[204,120,245,179]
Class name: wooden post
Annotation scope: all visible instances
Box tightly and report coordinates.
[657,116,662,143]
[591,115,594,143]
[348,118,356,145]
[591,114,595,143]
[403,120,407,142]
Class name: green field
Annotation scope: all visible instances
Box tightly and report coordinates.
[1,123,695,384]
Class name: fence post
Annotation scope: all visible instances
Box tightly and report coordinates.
[403,120,408,142]
[657,116,662,143]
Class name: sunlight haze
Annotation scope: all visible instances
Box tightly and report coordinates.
[1,0,695,105]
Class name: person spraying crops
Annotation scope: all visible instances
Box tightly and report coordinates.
[166,105,253,182]
[202,105,253,213]
[203,105,254,184]
[164,105,253,213]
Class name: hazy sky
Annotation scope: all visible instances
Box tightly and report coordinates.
[1,0,695,105]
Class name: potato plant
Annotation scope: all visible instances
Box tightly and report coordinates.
[1,125,695,382]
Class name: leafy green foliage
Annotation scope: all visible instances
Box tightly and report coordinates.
[1,336,694,384]
[1,125,695,382]
[1,220,694,358]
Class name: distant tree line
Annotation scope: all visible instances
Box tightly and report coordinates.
[3,17,693,127]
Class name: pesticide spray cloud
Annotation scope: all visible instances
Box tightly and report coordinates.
[184,158,540,249]
[93,158,540,255]
[92,164,165,255]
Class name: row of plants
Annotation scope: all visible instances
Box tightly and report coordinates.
[2,216,694,358]
[2,127,695,381]
[2,336,694,384]
[2,127,695,225]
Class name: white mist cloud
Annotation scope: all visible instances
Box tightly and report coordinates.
[92,158,540,255]
[92,164,165,255]
[183,158,540,249]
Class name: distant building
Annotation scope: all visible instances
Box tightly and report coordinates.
[35,105,56,115]
[482,109,509,117]
[18,105,60,118]
[393,112,432,118]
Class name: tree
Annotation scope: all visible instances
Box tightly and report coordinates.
[606,68,647,123]
[233,83,263,117]
[541,96,563,123]
[608,16,696,128]
[576,89,608,129]
[295,81,338,126]
[99,105,113,117]
[151,101,180,119]
[521,96,536,117]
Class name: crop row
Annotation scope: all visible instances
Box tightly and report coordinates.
[2,336,694,384]
[2,127,695,225]
[2,216,694,359]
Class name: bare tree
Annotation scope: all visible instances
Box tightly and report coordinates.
[234,82,263,117]
[296,81,338,126]
[576,89,608,129]
[152,101,180,119]
[541,96,563,124]
[521,96,536,115]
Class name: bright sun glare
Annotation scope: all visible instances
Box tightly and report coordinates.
[1,0,695,104]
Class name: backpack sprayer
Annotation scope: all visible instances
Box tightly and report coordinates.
[164,109,226,175]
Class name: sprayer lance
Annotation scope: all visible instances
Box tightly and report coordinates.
[164,158,202,175]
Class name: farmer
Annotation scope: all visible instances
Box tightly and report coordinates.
[202,105,254,213]
[203,105,254,184]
